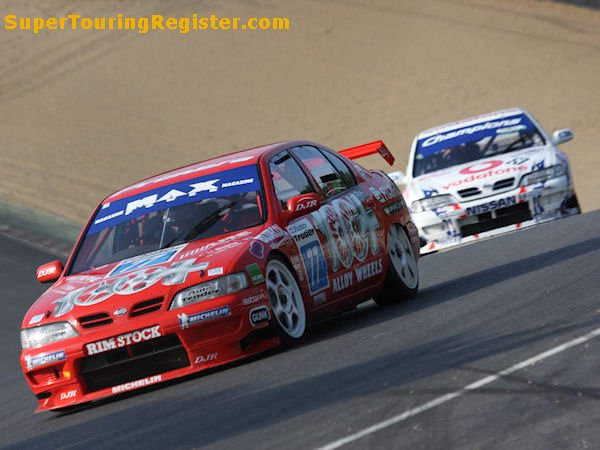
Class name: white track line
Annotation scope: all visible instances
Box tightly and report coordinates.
[318,326,600,450]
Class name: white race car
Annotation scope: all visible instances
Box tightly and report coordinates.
[390,108,580,254]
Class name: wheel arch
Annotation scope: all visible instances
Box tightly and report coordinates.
[265,249,313,313]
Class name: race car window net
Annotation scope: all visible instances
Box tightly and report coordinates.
[292,146,351,198]
[69,164,265,274]
[413,113,546,177]
[269,151,316,210]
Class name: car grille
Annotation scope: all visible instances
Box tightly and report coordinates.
[457,178,517,199]
[493,177,515,190]
[458,187,481,198]
[79,313,113,329]
[130,297,164,317]
[79,334,190,393]
[28,367,60,386]
[459,203,532,237]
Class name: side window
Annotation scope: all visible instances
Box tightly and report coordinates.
[292,146,348,198]
[269,151,315,210]
[322,149,357,188]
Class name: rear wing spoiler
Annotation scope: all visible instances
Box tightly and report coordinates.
[338,140,395,166]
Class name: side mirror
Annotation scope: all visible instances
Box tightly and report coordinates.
[36,261,64,284]
[552,129,574,146]
[286,193,321,221]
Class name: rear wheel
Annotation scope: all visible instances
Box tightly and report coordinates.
[564,194,581,214]
[266,256,307,345]
[375,224,419,306]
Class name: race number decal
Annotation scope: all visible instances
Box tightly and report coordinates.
[312,192,380,273]
[287,219,328,294]
[337,199,369,262]
[322,204,353,271]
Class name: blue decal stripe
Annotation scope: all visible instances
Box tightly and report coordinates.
[89,165,260,235]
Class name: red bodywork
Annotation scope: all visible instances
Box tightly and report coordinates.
[20,140,419,412]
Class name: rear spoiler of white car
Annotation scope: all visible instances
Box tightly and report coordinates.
[339,140,395,166]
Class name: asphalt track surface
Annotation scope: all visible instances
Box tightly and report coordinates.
[1,212,599,449]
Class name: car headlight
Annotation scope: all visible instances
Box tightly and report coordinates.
[520,165,566,186]
[170,272,248,310]
[411,194,456,213]
[20,322,79,349]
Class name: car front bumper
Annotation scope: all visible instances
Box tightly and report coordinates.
[21,286,277,412]
[413,175,576,254]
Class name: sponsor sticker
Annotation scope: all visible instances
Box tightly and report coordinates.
[384,200,404,216]
[292,195,318,212]
[466,196,517,216]
[419,115,527,150]
[415,113,541,166]
[255,226,284,243]
[25,350,66,371]
[59,390,77,400]
[37,266,58,278]
[110,246,182,276]
[332,271,353,293]
[195,352,219,364]
[441,165,528,190]
[287,218,329,294]
[254,225,291,248]
[85,325,162,355]
[52,258,209,317]
[90,165,261,235]
[369,185,398,203]
[310,193,380,274]
[109,156,254,199]
[28,313,45,325]
[459,160,503,174]
[249,240,265,259]
[313,291,327,305]
[242,292,266,306]
[249,306,270,326]
[112,375,162,394]
[246,263,265,285]
[178,282,221,306]
[354,258,383,283]
[208,267,224,277]
[178,306,231,329]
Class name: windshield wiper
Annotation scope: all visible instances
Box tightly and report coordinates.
[159,202,235,249]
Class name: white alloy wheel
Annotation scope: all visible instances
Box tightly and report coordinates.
[388,224,419,290]
[266,258,306,340]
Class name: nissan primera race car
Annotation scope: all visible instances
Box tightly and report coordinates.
[391,108,580,254]
[21,140,419,412]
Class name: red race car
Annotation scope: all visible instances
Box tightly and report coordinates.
[20,140,420,412]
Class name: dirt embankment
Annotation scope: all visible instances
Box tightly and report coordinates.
[1,0,599,224]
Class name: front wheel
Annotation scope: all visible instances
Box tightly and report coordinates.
[374,224,419,306]
[265,256,307,346]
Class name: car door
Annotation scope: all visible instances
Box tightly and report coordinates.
[288,145,387,307]
[267,149,330,300]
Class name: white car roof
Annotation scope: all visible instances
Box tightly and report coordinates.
[416,108,526,139]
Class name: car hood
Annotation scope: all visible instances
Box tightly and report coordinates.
[22,229,259,329]
[405,146,557,203]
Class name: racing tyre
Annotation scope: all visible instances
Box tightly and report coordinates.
[375,224,419,306]
[565,194,581,214]
[266,256,307,346]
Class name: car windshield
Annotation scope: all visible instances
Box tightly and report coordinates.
[69,164,264,274]
[413,113,546,177]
